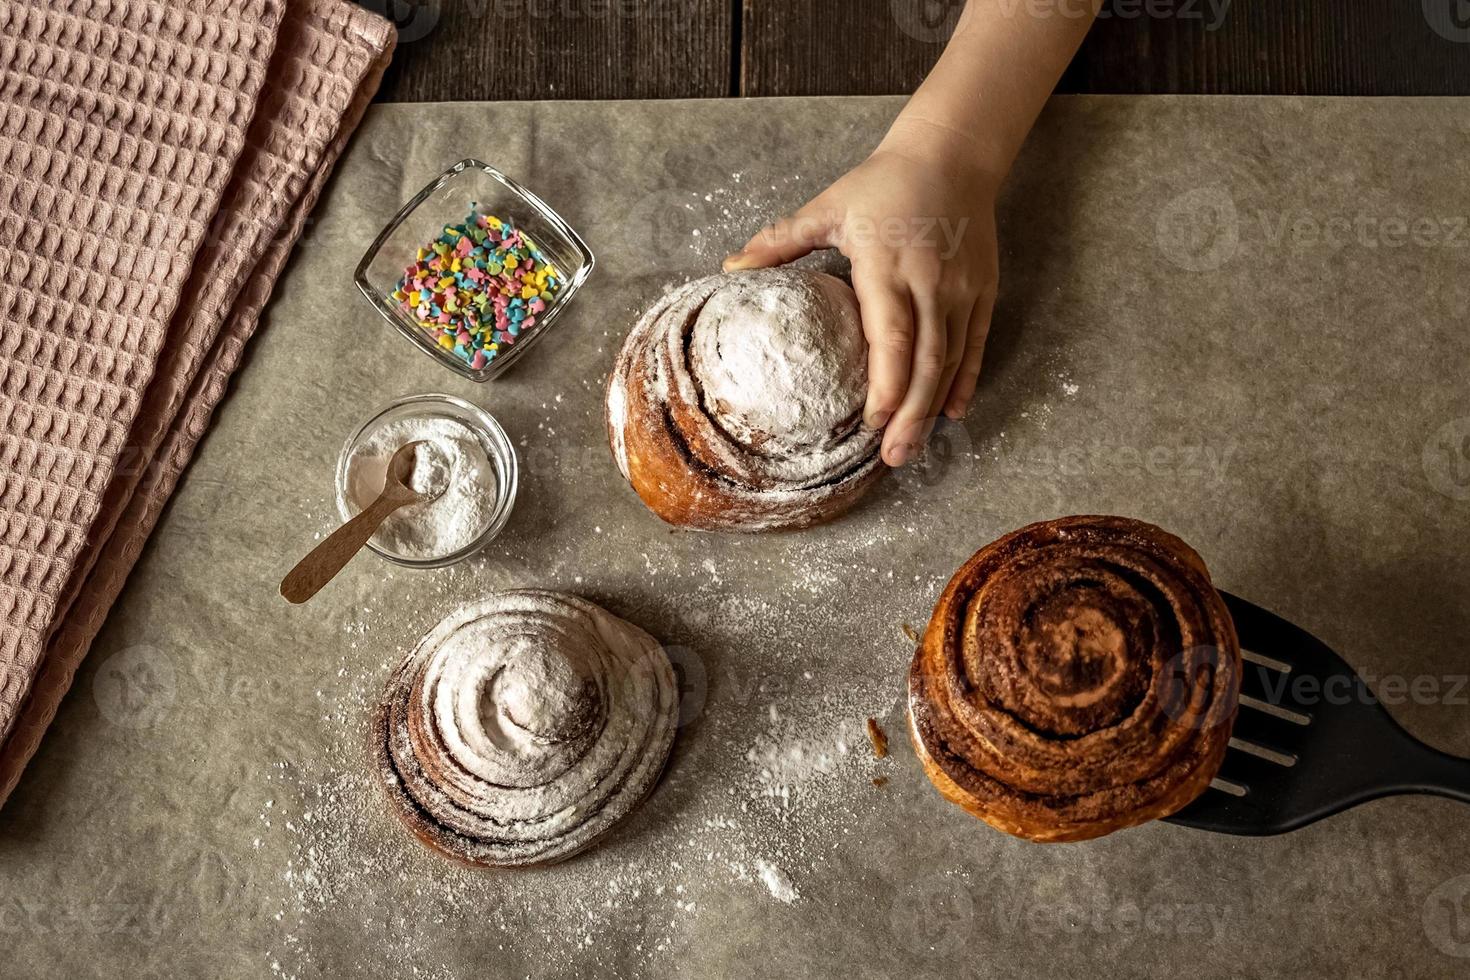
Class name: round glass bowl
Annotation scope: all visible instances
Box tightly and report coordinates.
[335,393,518,568]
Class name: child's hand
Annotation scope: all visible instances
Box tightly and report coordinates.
[718,0,1099,467]
[723,131,999,467]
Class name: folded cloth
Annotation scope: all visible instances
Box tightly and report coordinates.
[0,0,395,806]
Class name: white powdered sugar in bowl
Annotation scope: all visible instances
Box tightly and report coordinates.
[336,394,518,567]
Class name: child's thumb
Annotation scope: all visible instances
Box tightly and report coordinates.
[723,207,837,271]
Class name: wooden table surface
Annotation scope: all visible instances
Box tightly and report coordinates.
[356,0,1470,102]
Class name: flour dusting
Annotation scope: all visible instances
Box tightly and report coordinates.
[755,860,799,904]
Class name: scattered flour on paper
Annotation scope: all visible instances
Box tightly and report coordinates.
[256,492,945,980]
[675,174,811,265]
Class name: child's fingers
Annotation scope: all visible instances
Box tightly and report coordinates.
[943,296,994,419]
[882,292,951,467]
[908,301,971,453]
[852,272,914,431]
[924,304,971,428]
[723,207,838,271]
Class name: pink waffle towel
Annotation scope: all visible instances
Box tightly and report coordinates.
[0,0,396,805]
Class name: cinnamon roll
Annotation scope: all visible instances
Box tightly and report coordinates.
[606,269,885,532]
[908,516,1240,842]
[371,591,679,867]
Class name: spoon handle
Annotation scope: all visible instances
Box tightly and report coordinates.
[280,493,412,604]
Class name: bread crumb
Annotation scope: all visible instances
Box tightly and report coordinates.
[866,718,889,759]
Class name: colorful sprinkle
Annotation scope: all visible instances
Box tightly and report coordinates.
[393,207,565,371]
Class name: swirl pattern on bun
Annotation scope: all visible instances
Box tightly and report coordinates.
[372,591,679,866]
[908,516,1240,842]
[606,269,884,532]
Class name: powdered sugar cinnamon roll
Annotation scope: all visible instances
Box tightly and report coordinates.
[909,516,1241,842]
[372,591,679,867]
[606,269,885,532]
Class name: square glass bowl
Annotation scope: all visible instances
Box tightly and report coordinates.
[355,159,595,382]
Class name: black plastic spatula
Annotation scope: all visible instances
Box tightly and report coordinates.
[1164,590,1470,835]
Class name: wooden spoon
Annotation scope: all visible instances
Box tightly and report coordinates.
[280,440,436,604]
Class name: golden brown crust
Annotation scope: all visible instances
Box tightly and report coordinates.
[907,516,1240,842]
[605,270,885,532]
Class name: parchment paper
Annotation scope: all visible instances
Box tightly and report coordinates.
[1,95,1467,979]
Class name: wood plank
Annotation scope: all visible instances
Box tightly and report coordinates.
[357,0,733,101]
[742,0,1470,97]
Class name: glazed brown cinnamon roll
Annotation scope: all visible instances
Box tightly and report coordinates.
[606,269,885,532]
[372,591,679,867]
[908,516,1240,842]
